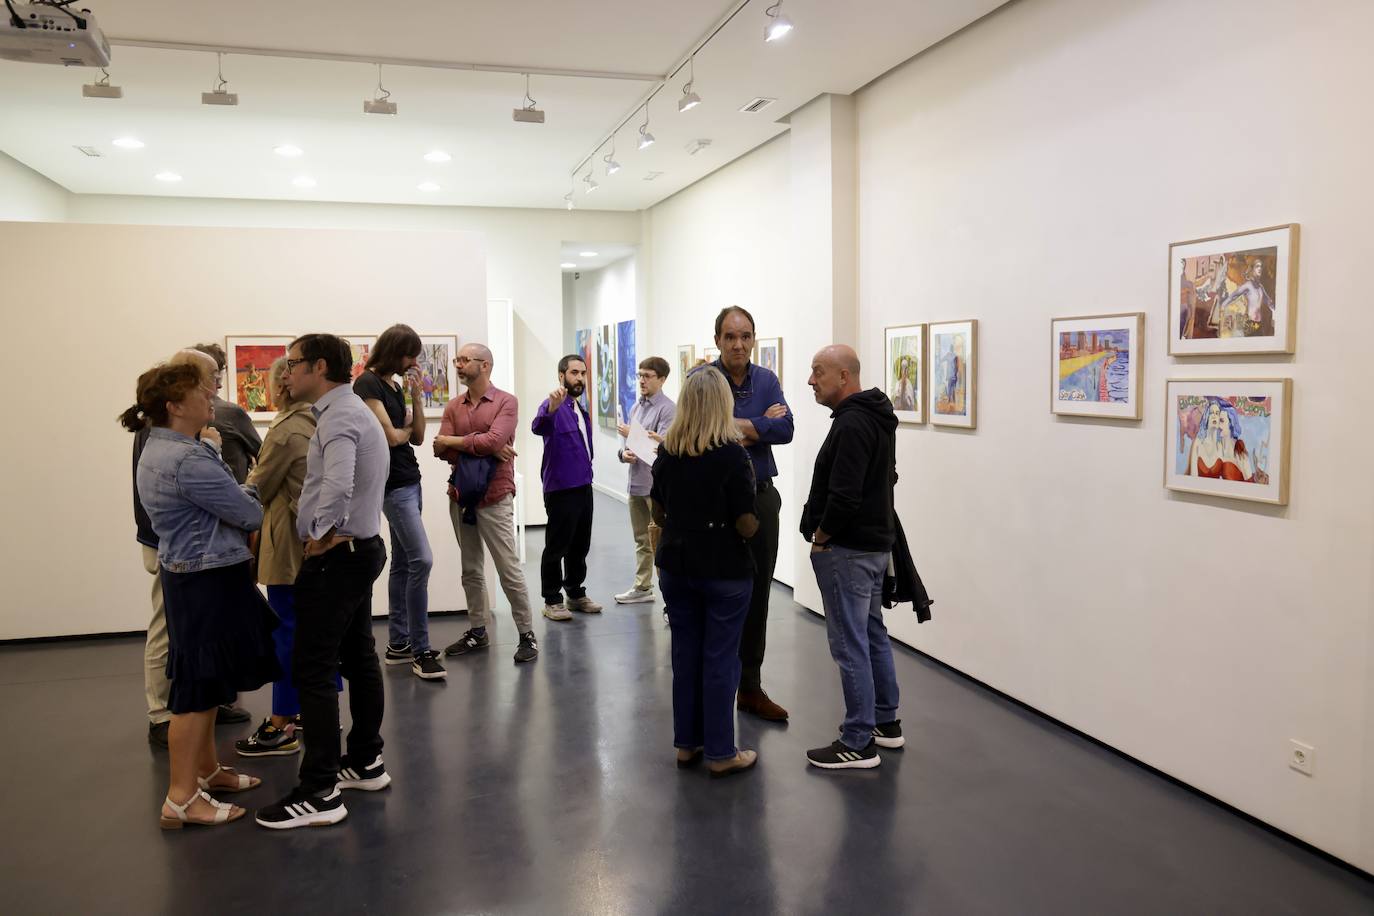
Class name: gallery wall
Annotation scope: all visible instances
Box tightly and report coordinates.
[0,151,67,222]
[853,0,1374,871]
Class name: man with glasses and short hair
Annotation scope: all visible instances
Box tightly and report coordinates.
[433,344,540,663]
[614,357,676,606]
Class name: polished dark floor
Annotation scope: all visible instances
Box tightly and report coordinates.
[3,494,1372,915]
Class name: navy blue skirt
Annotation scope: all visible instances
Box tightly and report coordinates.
[161,561,281,714]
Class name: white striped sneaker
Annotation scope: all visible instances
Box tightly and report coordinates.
[337,754,392,791]
[806,739,881,770]
[255,787,347,830]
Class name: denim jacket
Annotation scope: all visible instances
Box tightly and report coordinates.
[136,427,264,573]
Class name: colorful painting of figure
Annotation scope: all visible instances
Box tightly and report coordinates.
[884,324,924,423]
[616,320,637,429]
[1164,379,1291,505]
[344,336,375,384]
[225,337,292,421]
[402,336,458,417]
[755,337,782,381]
[1051,314,1143,419]
[677,345,696,384]
[928,320,978,430]
[575,328,594,411]
[596,324,617,428]
[703,346,720,363]
[1168,225,1298,356]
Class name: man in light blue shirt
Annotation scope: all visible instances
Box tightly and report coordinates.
[615,356,676,605]
[256,333,392,831]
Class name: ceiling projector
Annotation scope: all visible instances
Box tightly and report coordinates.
[0,3,110,67]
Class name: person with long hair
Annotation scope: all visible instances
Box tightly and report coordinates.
[121,362,279,829]
[355,324,445,680]
[650,366,760,778]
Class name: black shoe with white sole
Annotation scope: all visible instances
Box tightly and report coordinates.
[513,632,539,663]
[806,739,881,770]
[872,720,904,749]
[412,650,447,680]
[337,754,392,791]
[255,787,347,830]
[444,629,490,656]
[384,643,412,665]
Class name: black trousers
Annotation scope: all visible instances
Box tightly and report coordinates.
[292,536,387,795]
[541,484,594,605]
[740,482,781,691]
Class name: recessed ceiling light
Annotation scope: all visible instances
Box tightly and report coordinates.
[423,150,451,163]
[154,171,182,182]
[579,251,598,258]
[112,137,144,150]
[274,144,303,157]
[418,181,441,192]
[292,176,317,188]
[560,262,577,269]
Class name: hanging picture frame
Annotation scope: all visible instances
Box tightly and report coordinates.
[225,336,293,422]
[884,324,926,424]
[1164,378,1292,505]
[404,334,460,418]
[677,344,696,381]
[1050,313,1144,420]
[753,336,783,381]
[1168,224,1299,356]
[928,319,977,429]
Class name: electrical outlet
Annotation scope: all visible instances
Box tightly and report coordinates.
[1289,739,1315,776]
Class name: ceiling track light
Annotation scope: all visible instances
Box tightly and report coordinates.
[637,105,655,150]
[202,52,238,106]
[513,73,545,124]
[678,56,701,112]
[564,190,575,211]
[764,1,793,42]
[82,67,122,99]
[364,63,397,114]
[583,169,598,194]
[602,138,621,176]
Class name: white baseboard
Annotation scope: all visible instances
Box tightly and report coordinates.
[592,482,629,503]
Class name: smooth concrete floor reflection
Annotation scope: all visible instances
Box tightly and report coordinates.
[3,493,1372,914]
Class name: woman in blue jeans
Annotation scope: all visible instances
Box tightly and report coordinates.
[355,325,445,680]
[650,367,759,777]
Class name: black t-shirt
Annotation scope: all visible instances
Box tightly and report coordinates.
[353,370,422,492]
[650,442,757,580]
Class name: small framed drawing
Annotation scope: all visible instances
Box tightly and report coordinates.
[703,346,721,363]
[225,336,293,422]
[754,337,782,380]
[929,320,977,429]
[406,334,460,418]
[884,324,926,424]
[1168,223,1299,356]
[1051,313,1144,419]
[1164,378,1292,505]
[677,344,696,379]
[340,335,376,384]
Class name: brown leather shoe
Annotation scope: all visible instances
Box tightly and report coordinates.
[737,688,789,722]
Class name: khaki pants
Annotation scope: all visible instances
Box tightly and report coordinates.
[141,545,172,725]
[628,495,656,592]
[449,494,533,633]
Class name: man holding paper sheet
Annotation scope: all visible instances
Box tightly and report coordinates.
[616,357,676,605]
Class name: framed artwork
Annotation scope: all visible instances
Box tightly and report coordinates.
[1165,378,1291,505]
[596,324,617,428]
[617,319,637,429]
[884,324,925,424]
[677,344,696,381]
[575,328,594,411]
[754,337,783,380]
[703,346,720,363]
[341,335,376,384]
[1168,224,1299,356]
[404,334,459,418]
[929,320,977,429]
[225,336,291,422]
[1051,313,1144,420]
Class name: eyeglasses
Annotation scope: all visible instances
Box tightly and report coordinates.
[636,372,659,380]
[285,357,310,371]
[453,356,487,366]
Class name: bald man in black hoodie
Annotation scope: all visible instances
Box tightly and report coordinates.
[801,345,904,770]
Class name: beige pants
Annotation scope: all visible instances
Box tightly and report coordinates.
[628,496,657,592]
[142,544,172,725]
[449,494,533,633]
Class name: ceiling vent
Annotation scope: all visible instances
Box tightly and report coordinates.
[685,138,712,156]
[643,171,664,181]
[73,145,101,157]
[738,97,776,113]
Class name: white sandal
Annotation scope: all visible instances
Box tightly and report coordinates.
[197,764,261,794]
[159,789,242,830]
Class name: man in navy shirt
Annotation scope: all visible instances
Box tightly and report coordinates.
[710,306,794,721]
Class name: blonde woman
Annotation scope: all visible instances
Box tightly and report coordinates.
[650,366,760,778]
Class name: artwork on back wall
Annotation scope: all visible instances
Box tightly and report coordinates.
[342,335,376,384]
[703,346,720,363]
[677,344,696,382]
[754,337,782,381]
[617,319,637,429]
[1168,224,1299,356]
[596,324,617,428]
[929,320,977,429]
[1051,313,1144,420]
[1164,379,1291,505]
[225,336,292,422]
[884,324,925,424]
[405,335,459,418]
[575,328,593,411]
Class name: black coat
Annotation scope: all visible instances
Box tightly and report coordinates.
[883,513,932,622]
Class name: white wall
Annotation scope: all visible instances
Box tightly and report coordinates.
[0,151,68,221]
[855,0,1374,872]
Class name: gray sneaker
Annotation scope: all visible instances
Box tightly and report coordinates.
[542,603,573,621]
[614,587,655,604]
[568,596,603,614]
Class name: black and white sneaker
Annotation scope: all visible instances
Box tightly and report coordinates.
[872,720,905,749]
[513,632,539,663]
[384,643,412,665]
[806,739,881,770]
[444,629,490,656]
[337,754,392,791]
[412,650,447,680]
[235,719,300,757]
[255,787,347,830]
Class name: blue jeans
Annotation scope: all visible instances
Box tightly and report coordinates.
[811,545,900,750]
[267,585,340,717]
[383,483,434,655]
[661,571,753,762]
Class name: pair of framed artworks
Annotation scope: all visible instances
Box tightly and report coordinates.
[681,337,783,379]
[882,320,977,428]
[224,334,460,422]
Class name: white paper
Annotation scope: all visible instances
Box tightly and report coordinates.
[624,420,658,465]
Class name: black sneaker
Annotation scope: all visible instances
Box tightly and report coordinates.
[337,753,391,791]
[236,719,301,757]
[148,720,170,750]
[216,703,251,724]
[806,739,881,770]
[513,632,539,663]
[255,787,347,830]
[444,629,490,656]
[384,642,412,665]
[872,720,905,749]
[412,650,447,680]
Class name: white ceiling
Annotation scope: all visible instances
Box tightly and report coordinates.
[0,0,1006,211]
[560,242,638,272]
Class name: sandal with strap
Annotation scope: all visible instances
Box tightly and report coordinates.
[159,789,244,830]
[197,764,261,794]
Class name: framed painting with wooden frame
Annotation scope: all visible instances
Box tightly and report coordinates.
[884,323,926,424]
[928,319,977,429]
[1164,378,1292,505]
[225,336,292,422]
[753,337,782,381]
[407,334,460,418]
[1050,313,1144,420]
[1168,223,1299,356]
[677,344,696,381]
